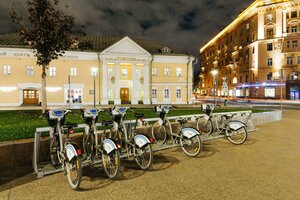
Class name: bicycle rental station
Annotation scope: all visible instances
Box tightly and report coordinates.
[32,104,257,190]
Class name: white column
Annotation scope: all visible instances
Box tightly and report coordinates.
[283,10,287,34]
[131,63,138,104]
[258,11,265,40]
[143,64,151,104]
[276,9,283,37]
[101,63,108,105]
[114,62,121,105]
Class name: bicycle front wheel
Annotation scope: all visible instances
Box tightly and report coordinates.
[134,145,153,170]
[226,126,247,145]
[180,135,202,157]
[196,118,213,135]
[66,156,82,190]
[83,133,95,160]
[102,150,121,179]
[49,135,60,166]
[151,122,167,143]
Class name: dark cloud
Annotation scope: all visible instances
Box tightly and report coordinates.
[1,0,254,59]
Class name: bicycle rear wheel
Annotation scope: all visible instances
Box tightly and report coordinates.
[196,118,213,135]
[226,126,247,145]
[134,144,153,170]
[66,156,82,190]
[102,150,121,179]
[180,135,202,157]
[151,122,167,143]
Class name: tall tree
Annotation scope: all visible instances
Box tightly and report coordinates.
[10,0,89,112]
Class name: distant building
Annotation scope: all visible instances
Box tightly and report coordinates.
[0,33,195,106]
[200,0,300,100]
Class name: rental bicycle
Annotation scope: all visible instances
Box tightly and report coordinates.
[109,107,153,170]
[81,108,121,179]
[44,109,82,190]
[196,104,248,144]
[151,105,202,157]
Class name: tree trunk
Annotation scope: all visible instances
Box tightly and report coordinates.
[42,65,47,113]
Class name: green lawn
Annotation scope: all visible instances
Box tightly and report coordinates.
[0,107,269,141]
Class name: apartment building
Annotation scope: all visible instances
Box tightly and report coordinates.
[200,0,300,100]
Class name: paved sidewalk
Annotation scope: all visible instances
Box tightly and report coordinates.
[1,110,300,199]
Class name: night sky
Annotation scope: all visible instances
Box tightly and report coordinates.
[1,0,254,75]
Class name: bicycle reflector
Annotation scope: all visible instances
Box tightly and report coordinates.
[149,137,155,143]
[69,128,75,134]
[76,149,82,156]
[116,143,121,149]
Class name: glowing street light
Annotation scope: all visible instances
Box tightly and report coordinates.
[211,69,218,105]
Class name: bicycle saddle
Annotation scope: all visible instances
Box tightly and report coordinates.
[177,118,188,124]
[63,123,78,129]
[135,113,144,118]
[102,120,114,126]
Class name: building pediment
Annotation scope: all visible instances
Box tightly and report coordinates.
[100,36,151,57]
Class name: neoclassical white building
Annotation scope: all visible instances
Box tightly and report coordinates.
[0,33,195,106]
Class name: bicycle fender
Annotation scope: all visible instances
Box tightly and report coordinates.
[182,127,200,139]
[103,139,117,154]
[227,121,245,131]
[134,134,150,148]
[66,144,77,161]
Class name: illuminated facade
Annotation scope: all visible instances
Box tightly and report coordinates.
[200,0,300,100]
[0,34,194,106]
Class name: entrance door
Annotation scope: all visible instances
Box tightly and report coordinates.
[120,88,129,101]
[23,89,39,104]
[290,91,299,100]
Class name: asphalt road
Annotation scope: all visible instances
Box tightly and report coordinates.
[1,110,300,200]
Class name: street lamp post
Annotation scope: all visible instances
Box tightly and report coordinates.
[211,69,218,105]
[91,67,98,108]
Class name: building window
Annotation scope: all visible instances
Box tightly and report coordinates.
[176,68,182,77]
[49,67,56,76]
[152,89,157,98]
[26,66,34,76]
[266,13,273,22]
[3,65,11,76]
[152,68,157,76]
[267,58,273,66]
[246,75,249,82]
[108,67,113,75]
[265,87,275,98]
[291,26,297,33]
[246,23,249,29]
[291,11,297,18]
[176,89,181,98]
[298,56,300,64]
[287,41,290,48]
[164,67,170,76]
[164,89,170,98]
[287,57,293,65]
[267,72,273,80]
[240,76,242,83]
[267,43,273,51]
[70,67,77,76]
[121,68,128,78]
[292,40,298,48]
[266,28,274,37]
[291,72,299,80]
